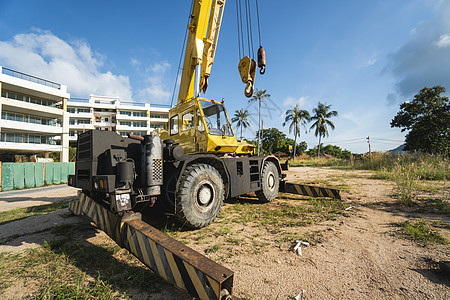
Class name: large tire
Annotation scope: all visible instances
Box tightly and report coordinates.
[176,164,224,228]
[256,161,279,203]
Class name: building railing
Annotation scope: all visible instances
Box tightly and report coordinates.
[2,67,61,90]
[68,98,89,103]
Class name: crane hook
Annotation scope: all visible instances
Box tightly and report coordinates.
[245,81,254,98]
[257,46,266,75]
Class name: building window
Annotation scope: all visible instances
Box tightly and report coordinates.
[68,108,76,113]
[119,111,132,116]
[2,90,56,107]
[132,121,147,128]
[150,114,168,119]
[0,132,55,145]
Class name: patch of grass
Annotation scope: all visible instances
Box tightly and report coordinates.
[0,229,165,298]
[0,200,71,226]
[160,222,181,239]
[226,237,242,245]
[216,226,231,236]
[226,199,346,229]
[391,219,449,246]
[338,152,449,181]
[391,162,420,206]
[415,199,450,214]
[205,244,221,254]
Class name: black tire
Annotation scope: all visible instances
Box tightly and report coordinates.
[256,161,279,203]
[176,164,224,228]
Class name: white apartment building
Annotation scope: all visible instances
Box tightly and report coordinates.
[0,66,170,160]
[0,66,70,162]
[67,95,169,144]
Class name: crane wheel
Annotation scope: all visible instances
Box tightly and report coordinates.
[256,161,279,203]
[176,164,224,228]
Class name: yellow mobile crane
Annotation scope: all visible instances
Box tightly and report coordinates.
[68,2,342,298]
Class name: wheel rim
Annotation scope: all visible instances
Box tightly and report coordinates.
[195,180,215,209]
[267,171,276,192]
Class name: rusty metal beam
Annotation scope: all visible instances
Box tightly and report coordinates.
[69,191,234,300]
[279,181,342,200]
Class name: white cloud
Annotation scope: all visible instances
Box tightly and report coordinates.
[130,57,141,67]
[434,33,450,48]
[283,96,308,107]
[386,1,450,99]
[137,61,172,103]
[0,29,133,101]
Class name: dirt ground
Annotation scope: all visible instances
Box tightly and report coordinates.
[0,167,449,299]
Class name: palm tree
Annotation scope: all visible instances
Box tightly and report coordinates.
[248,89,270,155]
[283,104,310,158]
[231,109,251,140]
[310,102,338,157]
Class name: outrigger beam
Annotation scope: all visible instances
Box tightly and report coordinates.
[69,191,235,300]
[279,182,342,200]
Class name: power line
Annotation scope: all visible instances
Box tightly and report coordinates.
[325,138,366,144]
[371,137,404,142]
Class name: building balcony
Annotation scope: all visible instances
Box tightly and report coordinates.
[116,114,148,121]
[1,97,63,118]
[1,119,63,134]
[149,117,168,123]
[94,121,115,127]
[0,141,62,152]
[68,112,92,119]
[116,124,149,131]
[68,124,95,130]
[0,66,69,100]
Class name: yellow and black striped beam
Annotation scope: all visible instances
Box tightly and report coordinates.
[68,192,234,300]
[279,181,342,200]
[69,191,122,242]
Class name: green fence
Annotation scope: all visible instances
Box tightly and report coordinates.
[1,163,14,191]
[1,162,75,191]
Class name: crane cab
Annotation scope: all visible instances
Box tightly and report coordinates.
[160,97,255,155]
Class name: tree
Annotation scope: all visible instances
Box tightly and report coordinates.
[391,86,449,155]
[231,109,251,139]
[283,104,310,158]
[310,102,338,157]
[248,89,270,155]
[297,141,308,155]
[257,128,286,154]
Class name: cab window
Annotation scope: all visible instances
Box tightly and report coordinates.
[170,115,179,135]
[197,110,205,133]
[182,111,194,131]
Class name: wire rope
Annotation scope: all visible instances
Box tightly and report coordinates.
[255,0,262,46]
[170,0,194,107]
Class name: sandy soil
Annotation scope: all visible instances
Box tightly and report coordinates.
[0,167,449,299]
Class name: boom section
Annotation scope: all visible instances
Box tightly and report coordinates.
[177,0,225,105]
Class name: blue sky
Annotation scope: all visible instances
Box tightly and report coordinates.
[1,0,449,153]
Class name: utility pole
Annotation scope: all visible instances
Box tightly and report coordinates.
[259,119,263,155]
[257,98,261,156]
[366,136,371,155]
